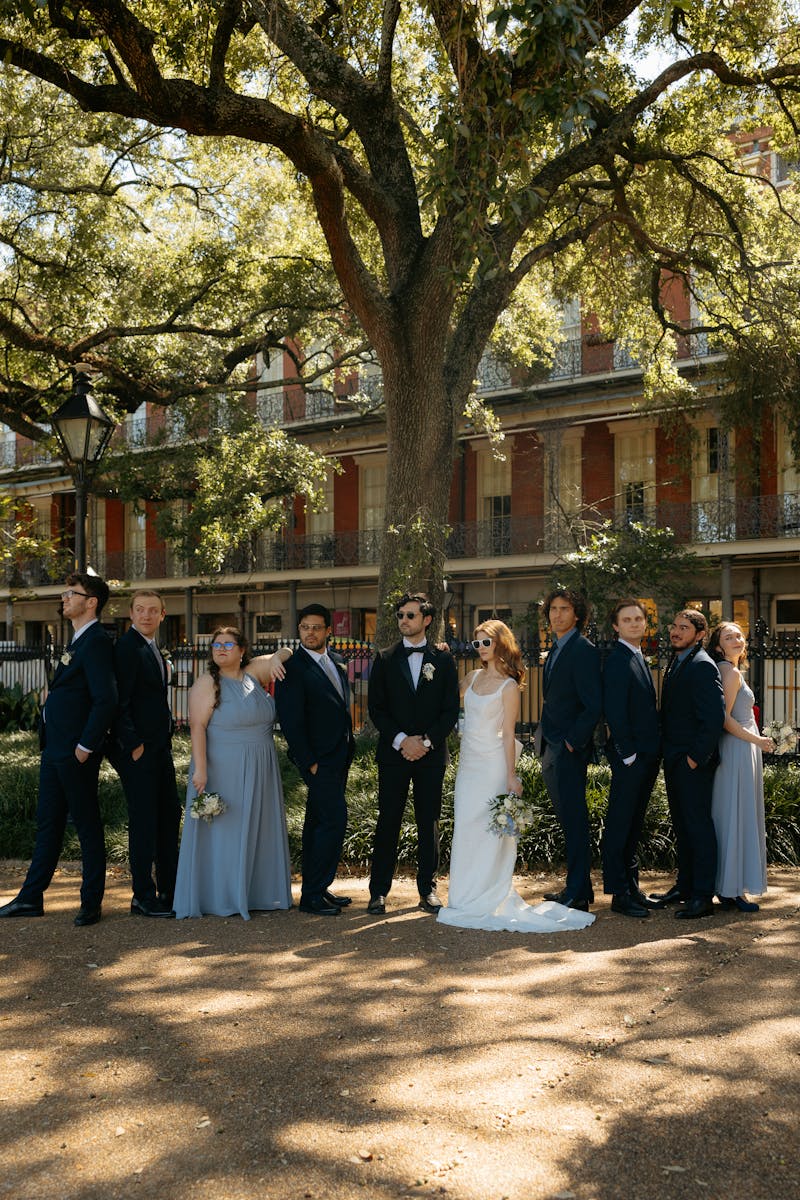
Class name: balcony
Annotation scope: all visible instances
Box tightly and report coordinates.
[6,493,799,590]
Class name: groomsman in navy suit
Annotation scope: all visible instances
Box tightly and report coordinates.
[275,603,354,916]
[110,590,180,917]
[649,609,725,919]
[0,573,117,926]
[602,599,661,918]
[536,587,602,911]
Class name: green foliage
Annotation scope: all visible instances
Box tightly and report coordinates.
[1,732,799,871]
[0,684,40,732]
[550,520,700,630]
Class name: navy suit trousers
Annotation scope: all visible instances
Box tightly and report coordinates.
[541,742,593,900]
[299,741,350,903]
[21,751,105,908]
[664,756,718,899]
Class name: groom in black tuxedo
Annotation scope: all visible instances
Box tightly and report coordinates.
[110,590,180,918]
[275,603,354,916]
[0,573,117,927]
[367,592,459,915]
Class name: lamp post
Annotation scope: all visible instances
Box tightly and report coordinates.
[50,365,116,572]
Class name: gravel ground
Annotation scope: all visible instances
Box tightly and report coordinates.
[1,862,798,1200]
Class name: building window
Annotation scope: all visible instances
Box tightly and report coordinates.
[477,448,511,555]
[777,419,800,533]
[544,429,583,549]
[551,298,582,379]
[125,503,147,577]
[125,403,148,446]
[256,350,285,427]
[692,424,734,542]
[614,426,655,525]
[304,470,335,566]
[0,424,16,468]
[359,460,385,564]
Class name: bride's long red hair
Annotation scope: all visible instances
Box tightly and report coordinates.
[474,620,526,687]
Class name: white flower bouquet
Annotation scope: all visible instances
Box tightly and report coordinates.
[488,791,533,839]
[761,720,798,756]
[190,791,227,822]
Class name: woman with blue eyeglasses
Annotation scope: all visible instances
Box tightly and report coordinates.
[173,626,293,919]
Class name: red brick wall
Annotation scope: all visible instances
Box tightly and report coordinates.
[582,312,613,374]
[511,432,542,519]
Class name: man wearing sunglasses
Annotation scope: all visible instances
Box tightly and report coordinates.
[367,592,459,915]
[0,573,117,927]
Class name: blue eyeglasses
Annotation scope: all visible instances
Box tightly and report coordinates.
[211,641,237,650]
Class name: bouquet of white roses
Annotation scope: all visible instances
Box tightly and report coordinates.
[190,791,227,822]
[761,720,798,756]
[488,791,533,838]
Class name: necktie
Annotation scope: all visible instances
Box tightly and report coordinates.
[321,654,343,698]
[404,644,426,655]
[150,640,165,681]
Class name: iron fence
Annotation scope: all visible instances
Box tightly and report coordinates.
[2,629,798,760]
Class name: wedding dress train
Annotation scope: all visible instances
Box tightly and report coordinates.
[437,677,595,933]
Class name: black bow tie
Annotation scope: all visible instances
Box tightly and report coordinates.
[404,644,426,655]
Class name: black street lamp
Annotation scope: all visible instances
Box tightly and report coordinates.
[50,365,116,572]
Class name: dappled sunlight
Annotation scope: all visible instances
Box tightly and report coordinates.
[1,869,797,1199]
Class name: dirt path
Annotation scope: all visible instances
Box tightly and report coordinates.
[1,864,798,1200]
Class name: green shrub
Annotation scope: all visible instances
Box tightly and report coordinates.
[0,685,40,732]
[1,732,798,872]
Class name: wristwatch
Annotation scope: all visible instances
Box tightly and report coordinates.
[422,736,432,748]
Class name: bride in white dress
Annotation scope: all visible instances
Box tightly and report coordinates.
[438,620,595,933]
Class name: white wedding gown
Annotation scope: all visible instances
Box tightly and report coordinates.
[438,676,596,933]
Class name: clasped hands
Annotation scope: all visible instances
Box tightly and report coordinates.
[400,734,429,761]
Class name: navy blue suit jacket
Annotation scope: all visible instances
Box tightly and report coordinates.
[112,626,173,754]
[539,632,601,758]
[603,641,661,759]
[41,622,117,760]
[660,644,725,767]
[368,642,459,767]
[275,646,353,775]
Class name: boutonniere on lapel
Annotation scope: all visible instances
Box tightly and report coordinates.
[160,648,172,665]
[60,650,73,667]
[421,663,435,682]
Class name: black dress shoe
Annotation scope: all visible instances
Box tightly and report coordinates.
[418,892,443,913]
[131,897,175,918]
[298,897,340,916]
[367,895,386,915]
[544,889,591,911]
[324,890,352,907]
[629,887,658,909]
[74,905,102,927]
[717,895,760,912]
[648,884,687,908]
[675,898,714,920]
[0,896,44,918]
[611,893,650,919]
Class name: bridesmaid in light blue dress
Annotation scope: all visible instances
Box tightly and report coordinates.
[173,627,293,919]
[707,622,773,913]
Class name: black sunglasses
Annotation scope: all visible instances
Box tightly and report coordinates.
[472,637,493,649]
